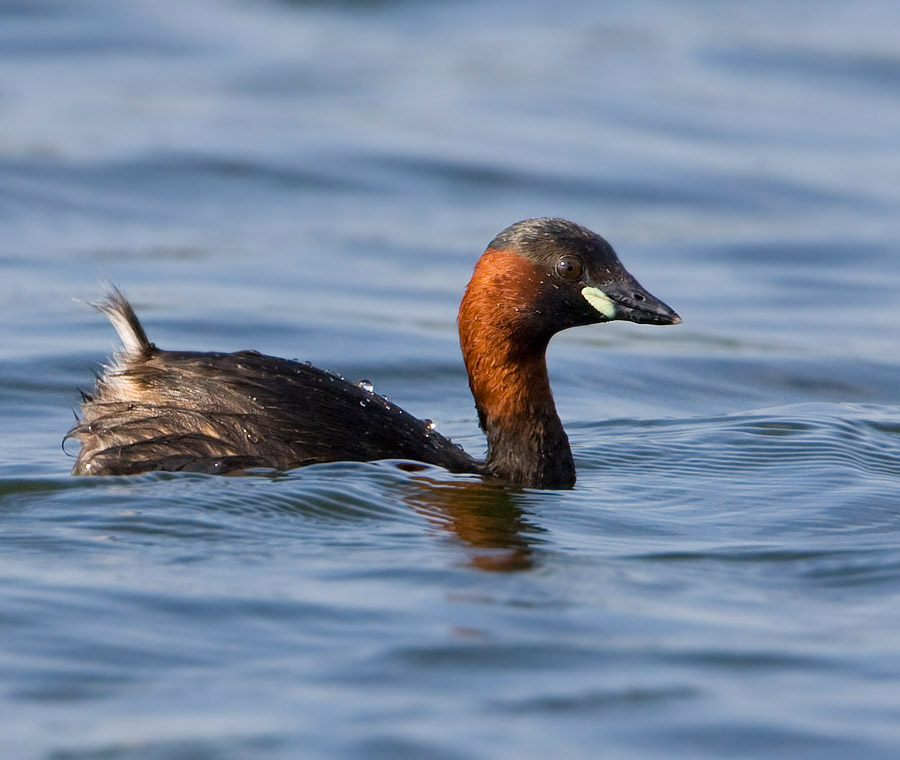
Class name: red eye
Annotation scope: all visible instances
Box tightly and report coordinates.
[555,256,583,281]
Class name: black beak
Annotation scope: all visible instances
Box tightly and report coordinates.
[582,275,682,326]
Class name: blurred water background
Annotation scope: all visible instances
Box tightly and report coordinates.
[2,0,900,758]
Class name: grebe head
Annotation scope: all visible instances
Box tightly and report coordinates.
[483,217,681,339]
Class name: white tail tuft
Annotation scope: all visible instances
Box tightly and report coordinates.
[91,285,153,357]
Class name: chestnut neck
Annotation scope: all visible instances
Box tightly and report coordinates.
[458,249,575,489]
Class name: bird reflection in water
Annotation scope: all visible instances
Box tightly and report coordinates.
[396,465,545,572]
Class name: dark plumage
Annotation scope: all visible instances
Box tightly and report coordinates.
[68,290,479,476]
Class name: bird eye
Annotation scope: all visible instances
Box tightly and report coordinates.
[555,256,583,281]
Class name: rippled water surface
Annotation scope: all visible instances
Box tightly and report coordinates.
[2,1,900,758]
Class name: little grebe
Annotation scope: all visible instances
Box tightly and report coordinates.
[68,218,680,488]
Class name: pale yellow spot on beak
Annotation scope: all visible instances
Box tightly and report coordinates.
[581,286,617,318]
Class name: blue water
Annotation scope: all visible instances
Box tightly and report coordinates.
[2,0,900,757]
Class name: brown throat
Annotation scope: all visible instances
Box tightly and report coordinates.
[458,249,574,488]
